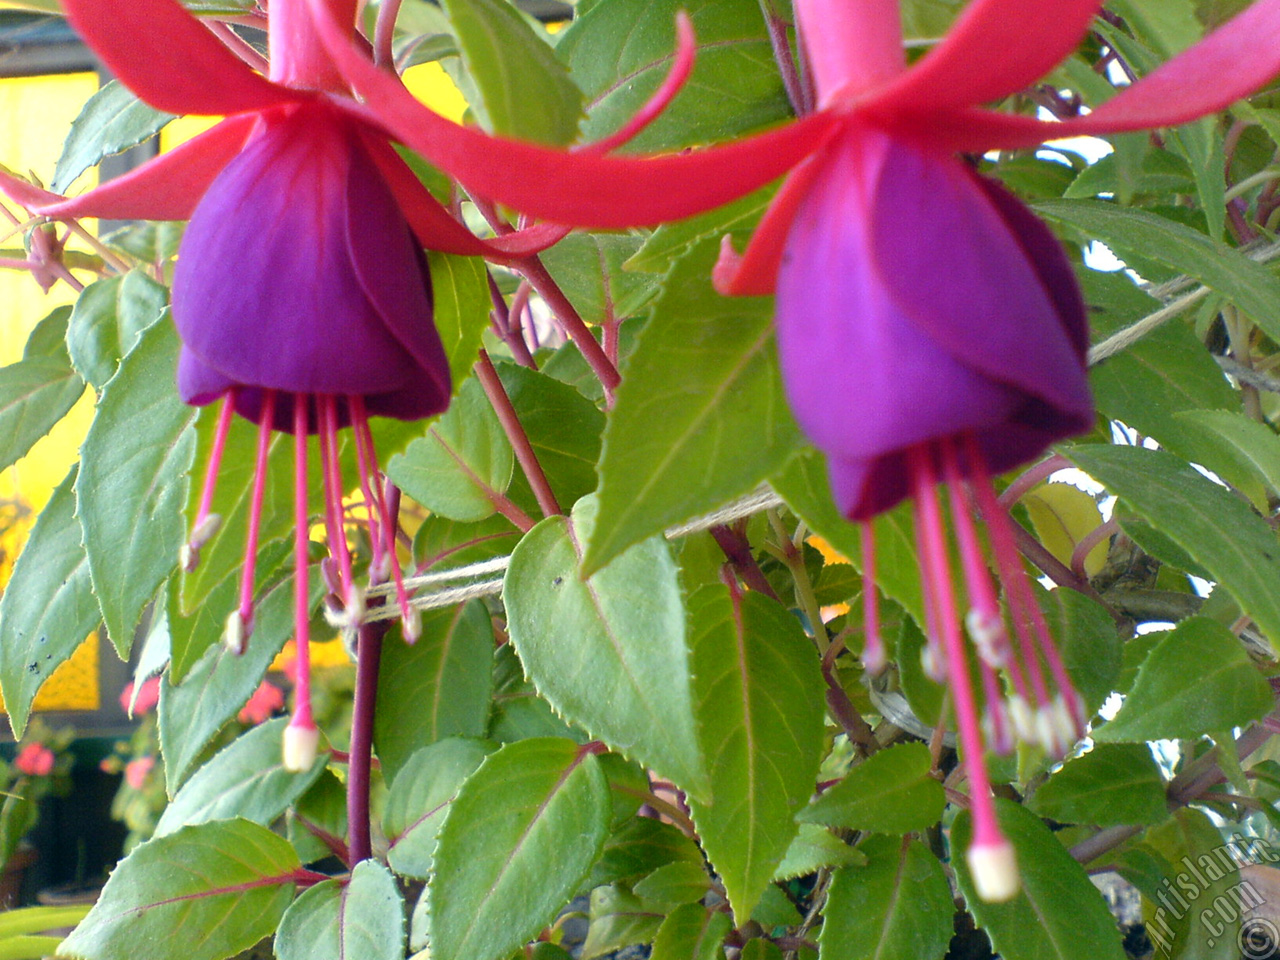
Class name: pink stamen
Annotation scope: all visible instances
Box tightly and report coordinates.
[318,394,356,607]
[964,435,1086,738]
[910,449,947,683]
[348,396,386,578]
[184,389,237,570]
[860,520,886,674]
[909,445,1007,854]
[236,389,276,644]
[284,395,318,774]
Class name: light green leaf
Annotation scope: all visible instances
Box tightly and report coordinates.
[819,836,953,960]
[1067,444,1280,651]
[1095,617,1271,742]
[584,241,802,573]
[373,601,493,782]
[627,187,773,274]
[438,0,582,145]
[557,0,791,152]
[386,375,513,522]
[58,820,299,960]
[427,738,610,960]
[799,743,945,835]
[1176,409,1280,500]
[0,355,84,474]
[650,903,732,960]
[53,80,174,193]
[1036,200,1280,344]
[504,495,708,800]
[581,884,665,960]
[154,717,327,837]
[427,251,490,387]
[276,860,404,960]
[1030,743,1168,827]
[631,861,711,910]
[0,466,97,736]
[77,319,196,654]
[773,824,865,881]
[66,272,168,389]
[686,585,826,923]
[384,738,494,879]
[954,800,1128,960]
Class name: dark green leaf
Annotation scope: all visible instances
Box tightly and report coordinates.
[581,884,665,960]
[1030,743,1168,827]
[77,319,196,654]
[649,903,732,960]
[585,815,703,891]
[584,241,802,572]
[275,860,404,960]
[686,585,826,922]
[373,601,493,781]
[0,465,97,735]
[504,495,709,799]
[953,800,1127,960]
[52,80,174,193]
[1095,617,1271,742]
[426,738,610,960]
[799,743,944,835]
[819,836,953,960]
[58,820,298,960]
[631,861,711,909]
[773,824,865,881]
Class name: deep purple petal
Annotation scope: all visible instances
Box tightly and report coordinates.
[172,102,449,424]
[774,124,1093,520]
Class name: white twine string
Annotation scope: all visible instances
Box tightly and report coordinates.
[361,485,787,620]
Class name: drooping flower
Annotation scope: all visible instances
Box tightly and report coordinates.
[13,743,54,778]
[0,0,705,773]
[305,0,1280,900]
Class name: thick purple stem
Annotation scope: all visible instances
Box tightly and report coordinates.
[346,618,389,864]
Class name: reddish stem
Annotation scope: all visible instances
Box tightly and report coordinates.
[476,350,561,518]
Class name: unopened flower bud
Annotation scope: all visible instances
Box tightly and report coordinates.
[282,722,319,773]
[968,839,1019,902]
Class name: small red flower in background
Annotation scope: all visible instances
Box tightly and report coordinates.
[124,756,155,791]
[238,682,286,726]
[120,677,161,717]
[14,743,54,778]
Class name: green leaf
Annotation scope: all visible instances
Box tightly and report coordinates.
[1176,409,1280,500]
[160,570,311,793]
[373,601,494,782]
[0,904,91,938]
[386,374,513,523]
[426,738,611,960]
[384,737,494,879]
[819,836,953,960]
[584,241,802,573]
[581,884,665,960]
[772,448,924,626]
[740,939,785,960]
[76,320,195,654]
[103,221,184,263]
[631,861,712,909]
[773,824,865,882]
[504,495,709,799]
[0,466,97,736]
[23,304,72,361]
[287,769,347,865]
[557,0,791,152]
[1067,444,1280,651]
[798,743,945,835]
[952,800,1127,960]
[487,643,581,744]
[1095,617,1271,742]
[438,0,582,145]
[649,903,732,960]
[52,80,174,193]
[275,860,404,960]
[1035,200,1280,344]
[66,273,169,389]
[539,233,657,325]
[1030,743,1168,827]
[585,815,703,891]
[154,717,327,837]
[428,251,490,387]
[495,361,605,512]
[0,355,84,474]
[685,585,826,922]
[58,820,299,960]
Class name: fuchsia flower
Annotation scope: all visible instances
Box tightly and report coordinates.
[238,680,286,726]
[13,743,54,778]
[120,677,161,717]
[124,756,155,791]
[314,0,1280,900]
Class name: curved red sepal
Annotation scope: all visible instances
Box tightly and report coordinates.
[63,0,302,116]
[713,152,827,297]
[22,115,258,221]
[360,130,571,261]
[310,0,838,228]
[865,0,1103,116]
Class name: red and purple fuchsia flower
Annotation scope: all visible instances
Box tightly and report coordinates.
[305,0,1280,900]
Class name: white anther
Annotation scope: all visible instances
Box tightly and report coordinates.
[968,839,1020,902]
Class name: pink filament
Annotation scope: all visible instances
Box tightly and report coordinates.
[238,389,276,635]
[910,445,1005,849]
[859,520,886,673]
[191,389,236,536]
[318,395,355,604]
[292,395,313,728]
[350,396,412,631]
